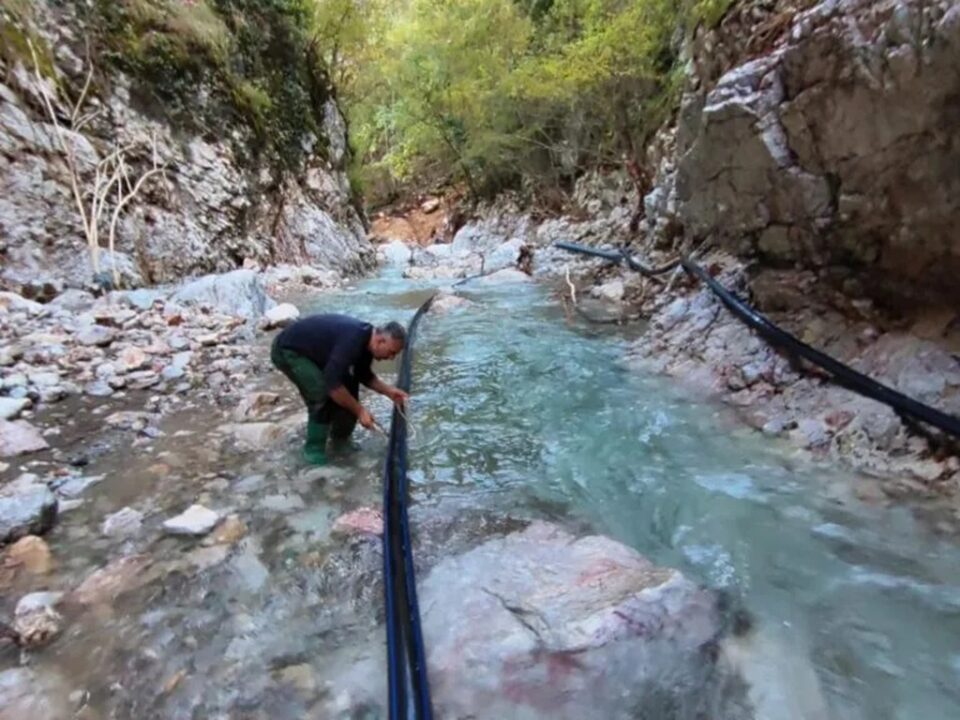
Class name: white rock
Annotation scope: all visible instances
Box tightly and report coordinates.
[474,268,535,285]
[259,302,300,330]
[593,279,625,303]
[0,397,30,421]
[163,504,221,537]
[13,592,64,647]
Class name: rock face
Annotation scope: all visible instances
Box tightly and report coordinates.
[672,0,960,306]
[0,3,371,298]
[420,522,730,719]
[0,481,58,544]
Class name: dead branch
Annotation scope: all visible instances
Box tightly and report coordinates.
[28,39,166,286]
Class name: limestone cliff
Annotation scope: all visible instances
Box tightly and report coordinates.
[650,0,960,308]
[0,1,372,300]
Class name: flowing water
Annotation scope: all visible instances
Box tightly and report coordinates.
[6,270,960,719]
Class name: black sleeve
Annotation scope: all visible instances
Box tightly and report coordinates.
[323,336,363,395]
[357,364,375,387]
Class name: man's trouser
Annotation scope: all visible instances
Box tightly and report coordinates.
[270,338,359,440]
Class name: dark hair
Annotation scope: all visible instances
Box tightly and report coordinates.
[377,321,407,344]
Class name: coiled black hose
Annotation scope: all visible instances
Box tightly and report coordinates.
[554,241,960,439]
[383,295,435,720]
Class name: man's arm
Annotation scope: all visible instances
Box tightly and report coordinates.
[365,374,409,409]
[329,385,375,429]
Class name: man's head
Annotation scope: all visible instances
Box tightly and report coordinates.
[370,321,406,360]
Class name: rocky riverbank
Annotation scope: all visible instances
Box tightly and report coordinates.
[370,0,960,518]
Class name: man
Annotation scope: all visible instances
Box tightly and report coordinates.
[271,313,409,465]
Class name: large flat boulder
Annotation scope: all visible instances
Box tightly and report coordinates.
[420,521,735,719]
[172,269,274,320]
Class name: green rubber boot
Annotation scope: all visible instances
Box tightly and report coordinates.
[303,419,329,466]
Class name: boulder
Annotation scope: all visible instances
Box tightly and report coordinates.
[420,522,727,719]
[259,302,300,330]
[172,269,275,320]
[0,481,57,544]
[118,346,149,371]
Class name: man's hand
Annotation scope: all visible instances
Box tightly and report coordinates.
[388,387,410,410]
[358,408,376,430]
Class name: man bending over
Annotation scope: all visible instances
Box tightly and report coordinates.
[271,313,408,465]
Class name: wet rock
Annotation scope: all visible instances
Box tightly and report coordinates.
[0,419,49,457]
[259,302,300,330]
[5,535,53,574]
[0,667,72,720]
[101,507,144,538]
[72,554,153,605]
[0,481,57,543]
[163,504,221,536]
[172,269,274,320]
[378,240,414,266]
[332,507,383,537]
[420,522,725,719]
[277,663,318,697]
[431,293,474,314]
[222,422,285,451]
[52,474,103,498]
[233,391,280,421]
[13,591,64,647]
[260,493,306,513]
[0,397,30,421]
[475,268,535,285]
[210,514,247,545]
[75,325,118,347]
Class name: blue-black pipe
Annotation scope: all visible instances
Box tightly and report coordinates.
[554,242,960,439]
[382,295,435,719]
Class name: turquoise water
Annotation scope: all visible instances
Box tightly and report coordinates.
[313,270,960,719]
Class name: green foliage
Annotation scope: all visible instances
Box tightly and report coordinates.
[340,0,707,202]
[689,0,735,28]
[0,1,56,79]
[92,0,331,175]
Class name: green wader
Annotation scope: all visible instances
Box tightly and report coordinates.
[271,337,359,465]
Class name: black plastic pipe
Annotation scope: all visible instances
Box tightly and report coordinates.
[554,242,960,439]
[382,295,435,720]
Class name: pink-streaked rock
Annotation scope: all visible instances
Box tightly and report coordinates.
[332,507,383,537]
